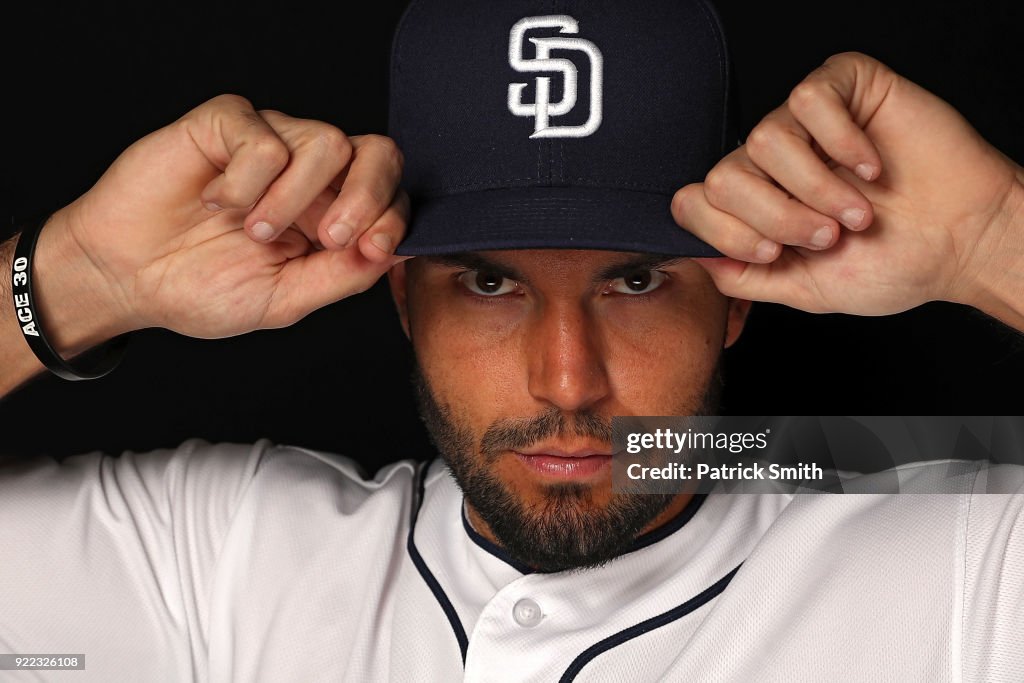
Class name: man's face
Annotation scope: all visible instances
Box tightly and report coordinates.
[389,249,749,572]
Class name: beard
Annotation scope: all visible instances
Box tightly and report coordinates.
[412,365,722,573]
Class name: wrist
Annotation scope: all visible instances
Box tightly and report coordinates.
[951,168,1024,327]
[32,207,140,357]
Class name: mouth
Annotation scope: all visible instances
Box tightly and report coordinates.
[512,445,613,481]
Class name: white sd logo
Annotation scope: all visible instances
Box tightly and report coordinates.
[507,15,603,139]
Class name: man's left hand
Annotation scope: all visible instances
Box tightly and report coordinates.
[672,51,1024,321]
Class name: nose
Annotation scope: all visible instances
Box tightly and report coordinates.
[525,302,611,413]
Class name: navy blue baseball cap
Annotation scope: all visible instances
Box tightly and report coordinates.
[389,0,738,256]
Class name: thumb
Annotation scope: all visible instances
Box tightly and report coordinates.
[273,249,405,326]
[264,194,410,327]
[693,256,826,313]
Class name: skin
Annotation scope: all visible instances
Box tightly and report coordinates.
[0,52,1021,553]
[676,54,1024,326]
[388,250,750,549]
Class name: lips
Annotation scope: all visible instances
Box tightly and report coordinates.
[513,446,613,480]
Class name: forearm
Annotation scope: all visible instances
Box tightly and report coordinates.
[0,233,44,394]
[956,168,1024,333]
[1,211,129,396]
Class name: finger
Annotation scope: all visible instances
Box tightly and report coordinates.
[236,111,353,243]
[287,169,358,246]
[268,237,408,327]
[672,183,782,263]
[787,54,886,182]
[702,157,840,250]
[192,96,291,226]
[745,112,875,231]
[318,134,404,249]
[291,186,341,246]
[355,190,412,264]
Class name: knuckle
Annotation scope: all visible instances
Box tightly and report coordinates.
[251,137,291,170]
[825,51,867,67]
[671,184,697,216]
[208,93,253,112]
[788,81,825,112]
[310,125,352,160]
[364,134,404,168]
[702,168,732,205]
[745,122,777,156]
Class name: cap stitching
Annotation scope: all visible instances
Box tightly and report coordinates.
[694,0,732,157]
[388,0,428,139]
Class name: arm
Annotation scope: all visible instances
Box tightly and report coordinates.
[0,439,272,679]
[672,52,1024,332]
[1,94,409,398]
[0,98,412,665]
[0,211,130,395]
[956,176,1024,331]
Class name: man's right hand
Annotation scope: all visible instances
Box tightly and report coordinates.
[54,94,408,340]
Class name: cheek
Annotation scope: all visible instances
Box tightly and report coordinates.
[410,298,526,431]
[601,293,726,412]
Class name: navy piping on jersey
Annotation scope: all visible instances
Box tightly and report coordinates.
[406,461,470,662]
[461,492,708,574]
[408,461,724,668]
[559,563,743,683]
[460,506,537,574]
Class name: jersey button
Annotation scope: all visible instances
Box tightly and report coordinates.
[512,598,543,627]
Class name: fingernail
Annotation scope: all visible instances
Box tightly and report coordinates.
[252,221,275,241]
[855,163,877,181]
[204,201,222,212]
[370,233,393,254]
[328,221,355,247]
[755,239,779,262]
[811,226,834,248]
[839,208,866,229]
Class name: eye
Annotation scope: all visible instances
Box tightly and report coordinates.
[457,270,520,296]
[607,269,668,295]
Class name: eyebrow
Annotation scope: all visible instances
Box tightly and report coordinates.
[422,252,684,286]
[593,254,684,283]
[423,253,527,283]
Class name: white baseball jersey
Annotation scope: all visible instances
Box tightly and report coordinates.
[1,439,1022,682]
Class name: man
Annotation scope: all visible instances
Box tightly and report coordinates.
[1,0,1022,681]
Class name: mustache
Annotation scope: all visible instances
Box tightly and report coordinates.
[479,408,613,461]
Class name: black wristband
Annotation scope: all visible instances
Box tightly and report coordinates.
[10,216,129,381]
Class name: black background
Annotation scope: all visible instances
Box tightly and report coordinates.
[2,0,1022,468]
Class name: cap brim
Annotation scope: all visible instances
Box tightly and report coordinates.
[395,186,721,257]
